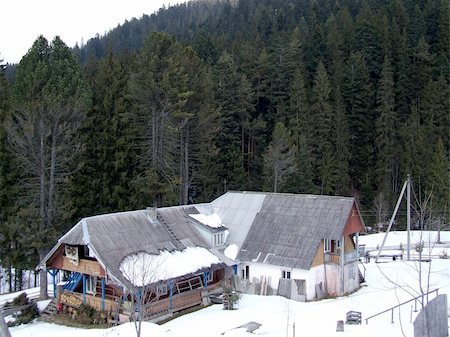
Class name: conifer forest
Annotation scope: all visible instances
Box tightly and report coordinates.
[0,0,448,290]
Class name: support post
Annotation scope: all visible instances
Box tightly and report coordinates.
[169,281,174,311]
[101,278,105,311]
[48,269,58,298]
[203,271,210,289]
[82,274,86,304]
[340,236,345,295]
[355,232,359,260]
[407,174,411,261]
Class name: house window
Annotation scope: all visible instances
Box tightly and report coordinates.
[85,276,97,294]
[213,232,224,246]
[242,265,250,280]
[281,270,291,279]
[324,239,341,254]
[207,271,213,283]
[156,283,168,296]
[324,239,331,253]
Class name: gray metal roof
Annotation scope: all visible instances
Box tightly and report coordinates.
[40,208,217,290]
[211,191,266,250]
[236,193,356,270]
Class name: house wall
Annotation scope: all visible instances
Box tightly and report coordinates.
[238,262,323,301]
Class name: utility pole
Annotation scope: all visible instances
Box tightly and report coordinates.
[376,175,413,262]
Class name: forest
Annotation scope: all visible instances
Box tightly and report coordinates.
[0,0,448,290]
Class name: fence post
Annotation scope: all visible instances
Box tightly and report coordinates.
[391,308,394,324]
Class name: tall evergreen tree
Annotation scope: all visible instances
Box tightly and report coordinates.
[9,36,91,298]
[376,55,399,197]
[213,51,246,191]
[342,51,374,199]
[263,122,296,193]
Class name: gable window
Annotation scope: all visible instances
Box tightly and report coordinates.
[213,232,224,246]
[281,270,291,279]
[324,239,341,254]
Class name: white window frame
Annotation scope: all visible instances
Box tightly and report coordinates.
[281,270,291,279]
[324,239,331,253]
[85,276,97,294]
[213,232,224,246]
[336,239,342,253]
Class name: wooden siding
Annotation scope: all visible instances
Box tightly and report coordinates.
[311,235,355,267]
[61,291,117,313]
[311,242,324,267]
[343,203,365,235]
[60,256,105,277]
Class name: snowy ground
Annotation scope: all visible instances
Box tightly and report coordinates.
[4,231,450,337]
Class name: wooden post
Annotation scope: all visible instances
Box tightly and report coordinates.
[169,281,173,311]
[56,285,62,304]
[101,278,105,311]
[82,274,86,304]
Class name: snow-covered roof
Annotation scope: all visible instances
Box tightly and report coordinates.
[119,247,221,287]
[39,207,227,290]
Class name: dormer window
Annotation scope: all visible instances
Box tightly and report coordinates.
[213,232,224,246]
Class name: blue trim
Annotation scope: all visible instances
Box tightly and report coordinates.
[62,272,82,292]
[82,274,86,304]
[101,278,105,311]
[203,271,210,289]
[169,281,174,310]
[233,264,238,275]
[47,269,58,298]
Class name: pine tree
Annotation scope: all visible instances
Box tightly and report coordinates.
[427,138,450,230]
[263,122,296,193]
[332,87,351,195]
[10,36,91,298]
[213,51,246,191]
[342,51,375,197]
[70,48,134,220]
[376,55,399,196]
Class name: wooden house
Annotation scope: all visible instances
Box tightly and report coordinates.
[39,191,365,323]
[38,207,234,322]
[211,192,366,301]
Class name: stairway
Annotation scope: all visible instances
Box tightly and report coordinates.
[41,298,58,317]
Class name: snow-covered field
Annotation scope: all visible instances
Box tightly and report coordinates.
[4,231,450,337]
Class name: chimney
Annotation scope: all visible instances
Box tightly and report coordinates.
[146,207,157,222]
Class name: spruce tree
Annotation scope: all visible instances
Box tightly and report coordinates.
[376,55,399,197]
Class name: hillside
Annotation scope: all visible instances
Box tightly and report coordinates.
[0,0,448,277]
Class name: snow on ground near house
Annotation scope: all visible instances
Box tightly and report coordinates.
[360,230,450,250]
[5,231,450,337]
[189,213,223,228]
[119,247,220,286]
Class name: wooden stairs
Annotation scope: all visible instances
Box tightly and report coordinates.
[40,298,58,317]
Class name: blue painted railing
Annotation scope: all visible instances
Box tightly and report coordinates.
[62,272,82,292]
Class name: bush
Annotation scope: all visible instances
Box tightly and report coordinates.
[223,286,240,310]
[5,293,39,327]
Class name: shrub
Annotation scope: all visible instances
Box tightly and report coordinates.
[5,293,39,327]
